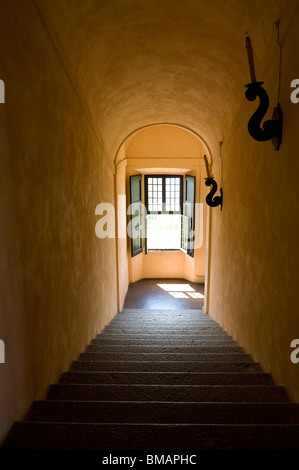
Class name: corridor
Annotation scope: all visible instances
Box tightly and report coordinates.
[0,0,299,449]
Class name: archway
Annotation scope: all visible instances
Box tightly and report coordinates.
[114,123,213,314]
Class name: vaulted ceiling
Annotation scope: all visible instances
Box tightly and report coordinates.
[36,0,288,160]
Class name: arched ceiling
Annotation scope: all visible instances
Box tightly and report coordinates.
[36,0,288,160]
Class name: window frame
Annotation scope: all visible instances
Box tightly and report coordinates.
[184,175,196,258]
[144,174,183,252]
[130,173,196,256]
[129,174,143,257]
[144,175,183,215]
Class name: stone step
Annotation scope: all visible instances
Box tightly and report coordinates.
[45,383,289,402]
[109,314,216,321]
[78,352,253,363]
[109,317,219,328]
[104,326,225,333]
[58,371,275,386]
[2,302,296,450]
[24,400,299,424]
[100,329,228,336]
[108,319,219,326]
[105,319,222,326]
[92,338,238,347]
[117,311,206,317]
[105,325,222,331]
[110,314,212,319]
[121,309,205,314]
[3,422,299,449]
[86,344,244,354]
[3,305,297,451]
[70,360,263,373]
[101,331,227,338]
[104,320,224,326]
[99,329,231,341]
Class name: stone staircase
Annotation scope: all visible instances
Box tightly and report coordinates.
[2,309,299,449]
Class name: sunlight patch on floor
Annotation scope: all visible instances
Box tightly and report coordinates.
[157,284,195,292]
[157,283,204,299]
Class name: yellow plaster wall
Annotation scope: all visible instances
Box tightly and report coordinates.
[125,125,205,159]
[143,252,186,279]
[0,1,117,442]
[208,9,299,401]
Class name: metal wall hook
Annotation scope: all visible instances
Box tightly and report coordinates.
[244,35,283,151]
[205,177,223,210]
[245,81,283,150]
[203,154,223,210]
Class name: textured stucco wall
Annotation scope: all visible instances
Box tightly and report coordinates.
[0,1,117,442]
[208,9,299,401]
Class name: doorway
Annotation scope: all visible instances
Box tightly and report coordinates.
[114,124,211,314]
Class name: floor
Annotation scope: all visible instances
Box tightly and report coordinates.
[123,278,205,310]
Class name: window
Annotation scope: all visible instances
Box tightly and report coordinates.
[145,176,183,214]
[145,175,183,251]
[129,174,196,256]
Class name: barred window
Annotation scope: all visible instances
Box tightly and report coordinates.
[145,175,183,214]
